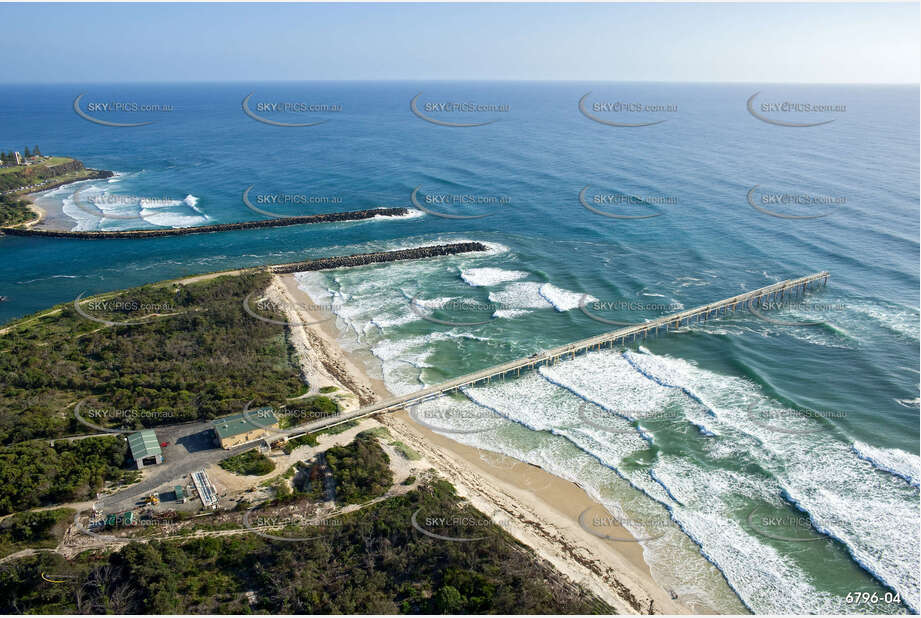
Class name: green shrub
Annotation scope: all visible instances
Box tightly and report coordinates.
[390,440,420,461]
[0,437,130,515]
[219,449,275,476]
[0,480,611,614]
[0,272,305,445]
[325,434,392,504]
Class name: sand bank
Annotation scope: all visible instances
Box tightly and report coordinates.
[275,272,696,615]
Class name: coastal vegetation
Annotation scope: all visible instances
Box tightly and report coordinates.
[277,395,338,429]
[0,271,304,446]
[0,480,609,614]
[0,157,112,199]
[281,419,359,454]
[0,193,34,226]
[219,449,275,476]
[0,437,136,515]
[390,440,421,461]
[0,507,74,558]
[323,432,393,504]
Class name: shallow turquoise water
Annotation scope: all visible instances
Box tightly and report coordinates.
[0,82,917,613]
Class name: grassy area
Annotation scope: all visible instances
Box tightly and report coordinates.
[0,157,72,175]
[358,426,391,440]
[281,419,360,454]
[0,480,611,614]
[319,385,338,393]
[0,508,74,558]
[277,395,338,429]
[219,449,275,476]
[390,440,421,461]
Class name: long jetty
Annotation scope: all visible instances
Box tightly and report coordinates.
[0,208,409,239]
[288,271,830,436]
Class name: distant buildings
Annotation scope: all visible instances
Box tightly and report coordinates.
[127,429,164,469]
[3,151,24,166]
[211,409,279,449]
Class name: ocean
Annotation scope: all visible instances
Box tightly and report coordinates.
[0,82,918,614]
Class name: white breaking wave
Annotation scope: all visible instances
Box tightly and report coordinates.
[288,253,917,613]
[460,267,529,287]
[852,441,920,489]
[386,208,425,220]
[493,308,532,319]
[451,370,769,614]
[624,349,920,613]
[140,193,207,228]
[848,302,920,341]
[487,281,596,312]
[528,349,853,613]
[538,282,596,311]
[488,282,551,309]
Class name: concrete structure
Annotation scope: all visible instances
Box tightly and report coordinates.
[211,409,279,449]
[287,271,831,436]
[191,469,218,508]
[127,429,163,469]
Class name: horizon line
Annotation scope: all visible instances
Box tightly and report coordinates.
[1,78,918,86]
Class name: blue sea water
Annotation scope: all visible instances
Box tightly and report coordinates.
[0,82,918,613]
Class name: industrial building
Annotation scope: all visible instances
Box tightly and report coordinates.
[211,409,279,449]
[127,429,163,469]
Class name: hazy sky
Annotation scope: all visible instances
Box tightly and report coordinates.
[0,3,917,83]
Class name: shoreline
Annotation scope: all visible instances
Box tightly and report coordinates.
[1,207,412,238]
[10,170,114,232]
[276,272,697,615]
[7,174,413,237]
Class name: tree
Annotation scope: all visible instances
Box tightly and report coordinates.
[23,147,30,158]
[434,585,465,613]
[33,145,41,157]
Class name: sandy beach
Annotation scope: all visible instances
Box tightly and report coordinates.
[24,189,74,231]
[274,271,696,615]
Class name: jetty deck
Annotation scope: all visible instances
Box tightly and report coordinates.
[289,271,829,436]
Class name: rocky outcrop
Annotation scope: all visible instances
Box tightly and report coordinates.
[269,242,488,273]
[44,159,86,176]
[0,208,409,238]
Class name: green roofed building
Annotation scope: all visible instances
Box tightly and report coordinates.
[127,429,163,469]
[211,409,279,449]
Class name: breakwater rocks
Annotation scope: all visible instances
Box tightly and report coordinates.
[269,242,488,273]
[0,207,409,238]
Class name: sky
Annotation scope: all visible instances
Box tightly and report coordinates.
[0,3,917,83]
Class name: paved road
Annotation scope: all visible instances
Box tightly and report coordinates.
[99,421,248,513]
